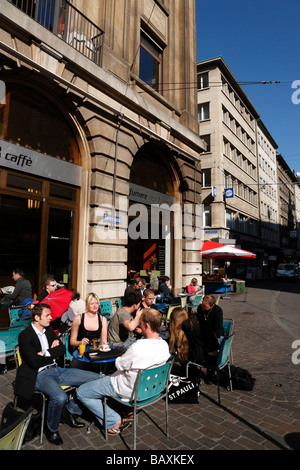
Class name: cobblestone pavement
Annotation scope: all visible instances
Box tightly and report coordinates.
[1,280,300,455]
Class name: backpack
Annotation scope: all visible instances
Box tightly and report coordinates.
[219,365,255,391]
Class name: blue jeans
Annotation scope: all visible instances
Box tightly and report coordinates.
[76,376,121,430]
[35,366,99,432]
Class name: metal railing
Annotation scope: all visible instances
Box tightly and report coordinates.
[7,0,104,66]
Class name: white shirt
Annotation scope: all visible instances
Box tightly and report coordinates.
[31,323,55,372]
[110,337,170,400]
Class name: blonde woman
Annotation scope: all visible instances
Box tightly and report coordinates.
[70,293,108,370]
[187,278,199,295]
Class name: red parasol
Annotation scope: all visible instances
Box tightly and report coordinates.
[201,241,256,259]
[42,287,73,320]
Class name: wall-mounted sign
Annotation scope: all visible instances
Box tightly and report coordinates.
[0,139,81,187]
[224,188,234,198]
[212,186,217,197]
[129,183,176,207]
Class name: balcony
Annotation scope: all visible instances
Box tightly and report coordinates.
[7,0,104,66]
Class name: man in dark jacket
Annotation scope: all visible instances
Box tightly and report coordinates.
[15,303,99,445]
[0,268,32,307]
[197,294,224,367]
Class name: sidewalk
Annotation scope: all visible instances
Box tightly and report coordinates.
[1,281,300,453]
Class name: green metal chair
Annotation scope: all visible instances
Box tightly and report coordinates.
[100,300,113,321]
[104,357,174,450]
[223,318,234,363]
[13,345,75,444]
[0,406,33,450]
[186,333,235,405]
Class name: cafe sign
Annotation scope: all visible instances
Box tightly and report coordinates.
[0,139,81,187]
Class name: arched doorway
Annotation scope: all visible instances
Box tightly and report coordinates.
[0,82,81,294]
[128,142,177,283]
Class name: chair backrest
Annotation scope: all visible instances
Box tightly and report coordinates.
[193,294,202,307]
[64,333,73,361]
[100,300,112,315]
[13,345,22,369]
[223,318,234,337]
[9,308,31,329]
[0,407,33,450]
[135,358,174,403]
[0,328,24,360]
[167,305,179,321]
[217,334,234,369]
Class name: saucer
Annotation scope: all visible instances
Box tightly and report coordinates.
[99,347,111,352]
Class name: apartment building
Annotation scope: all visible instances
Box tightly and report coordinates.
[0,0,205,300]
[277,153,299,261]
[197,57,261,277]
[197,57,300,278]
[257,120,279,276]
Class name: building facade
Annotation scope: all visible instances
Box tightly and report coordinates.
[197,57,300,278]
[197,57,260,277]
[0,0,205,300]
[257,120,279,277]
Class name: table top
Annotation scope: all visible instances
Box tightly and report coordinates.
[73,345,121,363]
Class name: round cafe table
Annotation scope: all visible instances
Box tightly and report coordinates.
[72,345,124,376]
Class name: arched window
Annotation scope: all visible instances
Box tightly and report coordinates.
[0,83,79,163]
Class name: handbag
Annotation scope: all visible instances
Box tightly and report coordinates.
[168,374,199,404]
[218,365,255,391]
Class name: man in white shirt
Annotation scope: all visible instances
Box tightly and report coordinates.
[77,308,170,435]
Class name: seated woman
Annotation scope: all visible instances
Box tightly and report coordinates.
[169,307,204,377]
[70,292,108,371]
[187,278,199,295]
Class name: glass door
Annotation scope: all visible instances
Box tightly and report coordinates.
[0,193,42,293]
[45,207,75,288]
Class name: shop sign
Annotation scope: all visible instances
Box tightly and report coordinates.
[0,139,81,187]
[129,183,175,208]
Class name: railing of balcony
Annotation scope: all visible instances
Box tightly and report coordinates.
[7,0,104,67]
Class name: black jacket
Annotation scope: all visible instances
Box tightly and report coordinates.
[15,324,65,400]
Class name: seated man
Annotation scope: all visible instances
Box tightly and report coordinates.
[159,276,175,301]
[140,289,157,310]
[197,294,224,367]
[0,268,32,307]
[77,308,170,435]
[124,277,142,296]
[36,277,57,301]
[108,290,142,349]
[15,303,99,445]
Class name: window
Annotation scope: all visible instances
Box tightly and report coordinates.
[198,103,210,121]
[139,31,162,92]
[203,206,211,226]
[201,134,211,152]
[201,169,211,187]
[226,209,235,230]
[197,72,209,89]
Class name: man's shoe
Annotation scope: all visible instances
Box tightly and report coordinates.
[61,408,85,428]
[45,428,63,446]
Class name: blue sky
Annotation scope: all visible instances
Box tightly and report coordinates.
[196,0,300,172]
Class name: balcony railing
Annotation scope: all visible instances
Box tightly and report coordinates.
[7,0,104,66]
